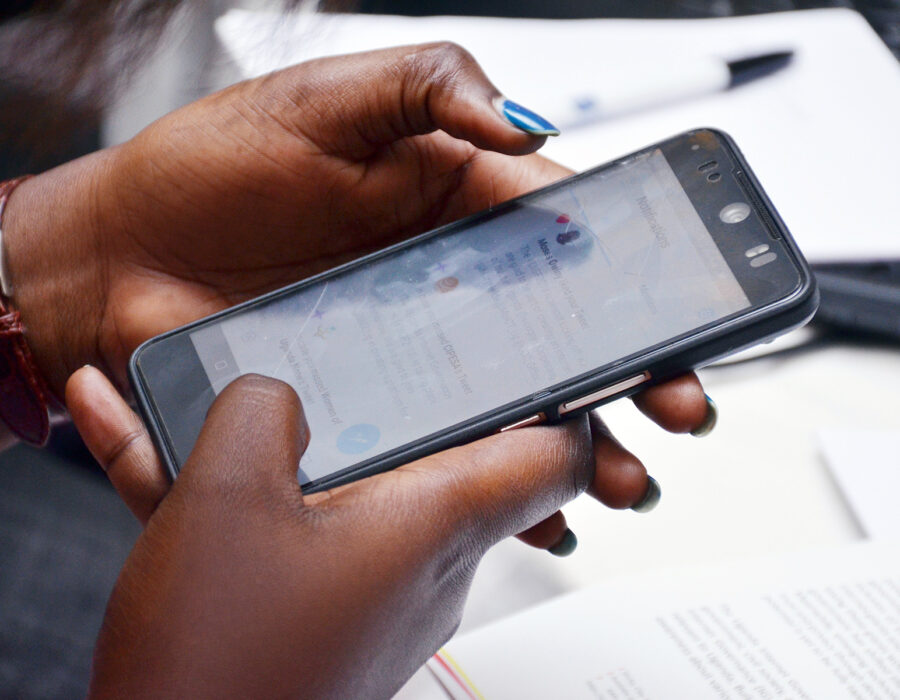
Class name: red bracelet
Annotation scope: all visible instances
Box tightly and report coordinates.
[0,176,52,446]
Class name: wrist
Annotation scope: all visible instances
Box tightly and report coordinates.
[1,152,112,400]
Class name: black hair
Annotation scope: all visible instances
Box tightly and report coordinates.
[0,1,353,171]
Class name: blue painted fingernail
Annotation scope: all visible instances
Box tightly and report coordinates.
[495,97,560,136]
[631,475,661,514]
[691,394,718,438]
[548,528,578,557]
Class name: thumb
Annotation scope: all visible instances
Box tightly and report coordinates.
[175,374,310,509]
[359,417,594,556]
[275,42,559,158]
[67,370,310,524]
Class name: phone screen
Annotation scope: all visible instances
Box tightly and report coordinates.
[187,148,750,485]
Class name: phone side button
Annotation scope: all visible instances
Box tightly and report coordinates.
[559,372,651,415]
[498,413,546,433]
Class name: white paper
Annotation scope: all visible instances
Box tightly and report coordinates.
[217,8,900,263]
[426,540,900,699]
[819,429,900,539]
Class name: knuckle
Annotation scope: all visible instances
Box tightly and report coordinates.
[419,41,474,67]
[407,41,477,85]
[103,428,147,477]
[546,420,594,498]
[572,435,596,495]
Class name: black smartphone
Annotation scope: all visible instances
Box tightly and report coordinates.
[129,128,818,492]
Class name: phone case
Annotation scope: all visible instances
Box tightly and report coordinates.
[129,129,819,493]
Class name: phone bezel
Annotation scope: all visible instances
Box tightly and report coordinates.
[129,128,818,492]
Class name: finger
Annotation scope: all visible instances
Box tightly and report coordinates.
[66,366,169,525]
[176,375,309,510]
[306,452,575,555]
[360,417,594,554]
[587,412,659,512]
[631,372,716,435]
[278,42,557,158]
[434,150,575,225]
[516,510,577,557]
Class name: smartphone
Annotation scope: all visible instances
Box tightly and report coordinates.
[129,128,818,492]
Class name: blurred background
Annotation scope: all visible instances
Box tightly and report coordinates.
[1,1,899,697]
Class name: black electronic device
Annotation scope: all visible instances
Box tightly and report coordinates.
[812,261,900,340]
[130,128,818,492]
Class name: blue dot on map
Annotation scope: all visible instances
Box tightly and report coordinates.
[337,424,381,455]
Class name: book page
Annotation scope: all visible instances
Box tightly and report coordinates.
[427,541,900,699]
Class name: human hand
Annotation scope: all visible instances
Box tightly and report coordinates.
[68,369,712,698]
[3,43,571,397]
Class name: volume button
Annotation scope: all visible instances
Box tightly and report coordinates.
[558,372,651,415]
[498,413,546,433]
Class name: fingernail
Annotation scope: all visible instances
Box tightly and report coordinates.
[631,475,661,513]
[494,97,560,136]
[548,527,578,557]
[690,394,718,438]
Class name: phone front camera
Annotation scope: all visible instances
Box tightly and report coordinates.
[719,202,751,224]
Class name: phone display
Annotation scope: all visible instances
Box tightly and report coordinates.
[131,129,817,491]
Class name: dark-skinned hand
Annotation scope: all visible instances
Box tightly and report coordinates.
[5,42,592,395]
[67,367,712,699]
[6,40,713,695]
[7,42,711,544]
